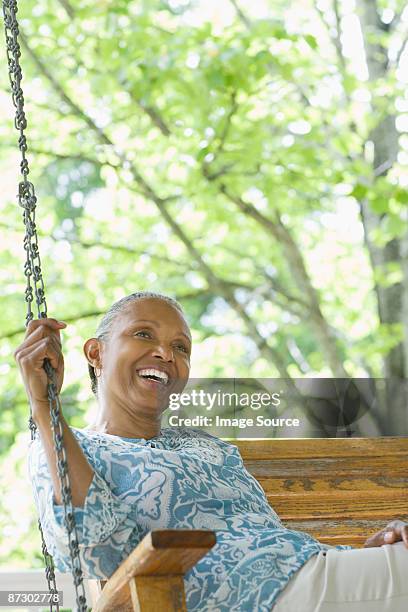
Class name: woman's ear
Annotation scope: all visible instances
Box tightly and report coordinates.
[83,338,102,368]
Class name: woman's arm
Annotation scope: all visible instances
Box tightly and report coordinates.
[28,427,135,578]
[14,317,94,507]
[33,402,94,507]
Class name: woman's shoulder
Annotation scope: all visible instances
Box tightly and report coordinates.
[28,426,113,459]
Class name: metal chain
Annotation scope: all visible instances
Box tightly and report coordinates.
[2,1,88,610]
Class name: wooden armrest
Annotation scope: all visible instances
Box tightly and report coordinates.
[90,529,216,612]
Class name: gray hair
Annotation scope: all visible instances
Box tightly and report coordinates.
[88,291,186,397]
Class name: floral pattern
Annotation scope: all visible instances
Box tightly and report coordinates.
[28,427,351,611]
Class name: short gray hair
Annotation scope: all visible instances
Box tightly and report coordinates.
[88,291,186,397]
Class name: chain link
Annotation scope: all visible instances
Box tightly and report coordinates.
[2,1,88,609]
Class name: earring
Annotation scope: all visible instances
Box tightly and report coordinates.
[95,366,102,378]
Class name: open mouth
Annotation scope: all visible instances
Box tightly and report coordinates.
[137,368,169,386]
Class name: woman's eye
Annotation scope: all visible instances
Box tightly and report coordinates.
[175,344,188,353]
[134,330,151,338]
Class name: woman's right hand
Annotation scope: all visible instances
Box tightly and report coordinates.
[13,318,67,416]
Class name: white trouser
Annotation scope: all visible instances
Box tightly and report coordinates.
[273,542,408,612]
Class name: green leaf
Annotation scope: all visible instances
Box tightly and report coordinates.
[370,196,390,214]
[351,184,368,200]
[304,34,318,49]
[395,188,408,204]
[206,69,227,89]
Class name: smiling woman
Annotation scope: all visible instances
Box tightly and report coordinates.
[13,291,408,612]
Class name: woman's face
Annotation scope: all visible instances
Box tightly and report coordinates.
[85,298,192,416]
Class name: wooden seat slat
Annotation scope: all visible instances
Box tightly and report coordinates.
[244,456,408,478]
[286,517,387,537]
[271,494,408,520]
[291,523,394,547]
[285,517,393,547]
[257,476,407,494]
[308,535,367,546]
[233,437,408,460]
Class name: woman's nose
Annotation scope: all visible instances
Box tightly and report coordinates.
[151,344,174,361]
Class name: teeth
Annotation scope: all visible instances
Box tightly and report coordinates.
[138,368,169,384]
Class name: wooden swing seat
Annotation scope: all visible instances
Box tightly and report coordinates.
[88,436,408,611]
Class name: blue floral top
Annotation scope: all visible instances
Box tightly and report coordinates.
[28,427,349,611]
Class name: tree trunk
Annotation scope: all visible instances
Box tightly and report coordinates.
[357,0,406,434]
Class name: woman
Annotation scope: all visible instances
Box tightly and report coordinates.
[14,291,408,611]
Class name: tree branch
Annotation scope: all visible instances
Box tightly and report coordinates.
[228,0,252,29]
[0,144,108,168]
[214,91,238,158]
[389,7,407,31]
[2,289,210,341]
[57,0,75,20]
[332,0,348,73]
[135,98,172,137]
[116,74,172,137]
[222,277,306,318]
[314,0,354,111]
[286,337,312,374]
[3,310,105,340]
[0,221,191,271]
[395,31,408,66]
[219,244,311,313]
[72,237,190,270]
[19,33,111,144]
[216,183,349,376]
